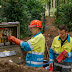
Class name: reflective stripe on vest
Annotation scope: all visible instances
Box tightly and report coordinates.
[26,61,43,65]
[28,51,44,55]
[20,41,23,47]
[27,41,34,50]
[54,62,71,68]
[68,53,71,58]
[49,59,54,62]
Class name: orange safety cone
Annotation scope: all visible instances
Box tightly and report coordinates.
[56,50,67,63]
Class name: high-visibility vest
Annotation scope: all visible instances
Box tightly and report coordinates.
[20,32,45,67]
[49,34,72,63]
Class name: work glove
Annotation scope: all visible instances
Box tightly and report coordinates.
[56,50,67,63]
[7,36,22,46]
[49,63,53,71]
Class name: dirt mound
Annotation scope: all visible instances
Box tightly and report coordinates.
[22,65,48,72]
[0,60,48,72]
[0,60,27,72]
[44,17,58,59]
[46,17,56,25]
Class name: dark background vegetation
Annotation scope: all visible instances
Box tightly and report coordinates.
[0,0,72,37]
[0,0,45,38]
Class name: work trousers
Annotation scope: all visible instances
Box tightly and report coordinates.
[53,59,71,72]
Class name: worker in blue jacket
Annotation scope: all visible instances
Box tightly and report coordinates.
[8,20,45,67]
[49,24,72,72]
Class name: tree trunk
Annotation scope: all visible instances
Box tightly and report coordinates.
[64,0,65,4]
[53,0,55,8]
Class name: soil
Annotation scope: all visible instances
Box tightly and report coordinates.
[0,17,72,72]
[0,60,49,72]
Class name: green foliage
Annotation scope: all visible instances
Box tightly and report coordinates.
[54,3,72,31]
[1,0,45,38]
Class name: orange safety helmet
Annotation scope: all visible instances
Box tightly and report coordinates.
[29,20,42,28]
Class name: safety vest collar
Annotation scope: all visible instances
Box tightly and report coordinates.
[33,32,41,38]
[58,34,70,43]
[67,34,70,43]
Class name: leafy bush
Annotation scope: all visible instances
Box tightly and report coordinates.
[54,3,72,31]
[1,0,45,38]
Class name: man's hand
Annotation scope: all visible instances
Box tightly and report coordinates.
[65,53,67,57]
[7,36,22,46]
[7,36,16,42]
[63,53,67,59]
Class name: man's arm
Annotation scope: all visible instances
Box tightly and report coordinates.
[49,48,54,63]
[49,38,56,63]
[8,36,32,51]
